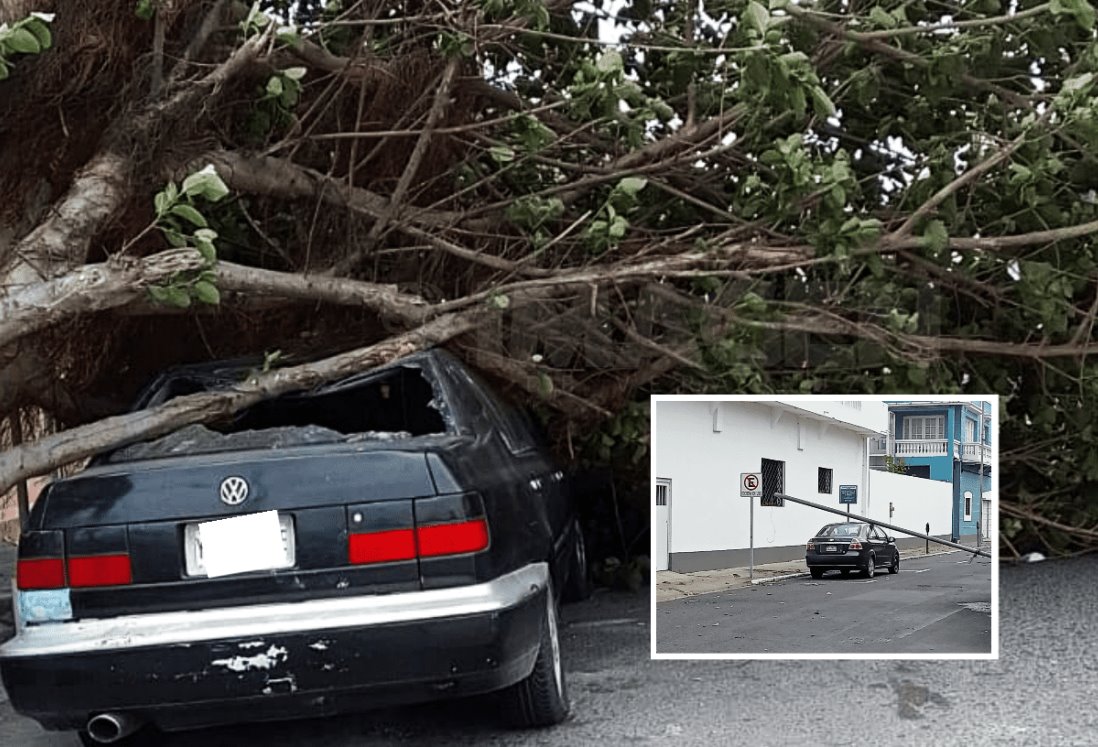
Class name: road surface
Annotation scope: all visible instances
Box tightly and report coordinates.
[1,557,1095,745]
[657,552,992,654]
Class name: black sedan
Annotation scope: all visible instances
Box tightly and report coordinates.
[805,522,900,579]
[0,348,590,745]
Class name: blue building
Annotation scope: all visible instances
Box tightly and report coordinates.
[869,401,992,542]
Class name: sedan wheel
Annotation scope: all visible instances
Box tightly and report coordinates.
[504,584,570,727]
[810,567,824,579]
[863,555,875,578]
[888,553,900,574]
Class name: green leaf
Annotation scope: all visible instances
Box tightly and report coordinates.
[192,280,221,305]
[282,67,307,81]
[809,85,836,117]
[488,145,515,163]
[0,60,9,81]
[164,285,192,308]
[135,0,155,20]
[5,27,40,54]
[195,240,216,264]
[24,19,51,49]
[181,166,230,202]
[154,190,172,217]
[1062,72,1094,94]
[266,76,284,98]
[920,219,949,253]
[616,176,648,196]
[743,1,771,34]
[608,215,629,238]
[163,229,187,247]
[537,371,554,397]
[170,204,208,227]
[276,27,302,47]
[868,6,896,28]
[488,293,510,309]
[595,50,623,74]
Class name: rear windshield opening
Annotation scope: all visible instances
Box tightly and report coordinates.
[234,366,445,436]
[107,365,448,462]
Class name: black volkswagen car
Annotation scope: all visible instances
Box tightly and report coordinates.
[805,522,900,579]
[0,349,589,745]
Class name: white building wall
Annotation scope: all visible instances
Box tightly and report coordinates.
[781,400,888,435]
[864,470,953,539]
[654,400,869,556]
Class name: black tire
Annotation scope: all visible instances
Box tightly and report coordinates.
[840,569,851,577]
[889,553,900,574]
[504,585,570,727]
[810,567,824,579]
[562,520,591,602]
[863,554,876,578]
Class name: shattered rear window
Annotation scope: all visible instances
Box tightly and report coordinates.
[107,364,450,462]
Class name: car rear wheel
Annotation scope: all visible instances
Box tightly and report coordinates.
[889,553,900,574]
[562,520,591,602]
[863,555,875,578]
[504,585,570,727]
[810,567,824,579]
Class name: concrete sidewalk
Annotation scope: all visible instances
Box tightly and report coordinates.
[655,544,983,602]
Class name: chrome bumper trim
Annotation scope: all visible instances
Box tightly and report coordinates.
[0,562,548,658]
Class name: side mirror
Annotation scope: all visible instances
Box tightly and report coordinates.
[887,536,895,544]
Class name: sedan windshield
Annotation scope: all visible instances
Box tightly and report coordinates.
[816,523,864,537]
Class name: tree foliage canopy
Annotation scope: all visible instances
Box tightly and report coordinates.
[2,0,1098,555]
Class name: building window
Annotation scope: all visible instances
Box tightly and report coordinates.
[964,490,973,521]
[656,482,669,507]
[841,401,862,410]
[818,467,833,494]
[965,419,977,442]
[902,415,944,440]
[761,458,785,506]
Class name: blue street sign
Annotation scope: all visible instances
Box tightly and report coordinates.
[839,485,857,505]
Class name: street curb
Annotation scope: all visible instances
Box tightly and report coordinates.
[750,572,810,585]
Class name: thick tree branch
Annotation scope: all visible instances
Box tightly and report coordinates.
[0,248,431,352]
[0,314,477,497]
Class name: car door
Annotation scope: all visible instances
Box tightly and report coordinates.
[868,526,887,562]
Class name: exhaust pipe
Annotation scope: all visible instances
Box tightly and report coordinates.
[85,713,143,744]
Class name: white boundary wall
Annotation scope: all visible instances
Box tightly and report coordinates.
[864,470,953,539]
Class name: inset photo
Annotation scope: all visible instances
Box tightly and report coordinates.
[652,396,996,660]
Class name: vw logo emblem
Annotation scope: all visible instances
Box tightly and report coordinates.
[219,476,249,506]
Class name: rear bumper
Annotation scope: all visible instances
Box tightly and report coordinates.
[0,563,547,732]
[805,550,864,568]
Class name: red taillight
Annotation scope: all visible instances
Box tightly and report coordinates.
[417,519,489,557]
[67,554,132,587]
[347,518,489,565]
[348,528,417,565]
[849,541,862,550]
[806,541,815,551]
[17,558,65,590]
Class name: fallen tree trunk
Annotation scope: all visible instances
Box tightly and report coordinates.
[0,313,476,498]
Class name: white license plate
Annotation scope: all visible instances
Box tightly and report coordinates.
[824,545,839,553]
[184,513,295,577]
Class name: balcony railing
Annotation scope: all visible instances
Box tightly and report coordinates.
[960,442,990,463]
[894,439,948,456]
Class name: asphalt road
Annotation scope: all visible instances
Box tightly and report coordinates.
[656,552,993,654]
[2,557,1096,745]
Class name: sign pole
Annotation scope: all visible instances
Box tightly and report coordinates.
[739,472,762,583]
